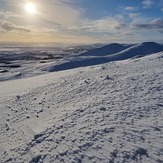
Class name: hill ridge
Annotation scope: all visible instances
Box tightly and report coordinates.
[46,42,163,72]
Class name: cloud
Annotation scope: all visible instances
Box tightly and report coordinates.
[125,6,135,11]
[0,10,23,19]
[1,0,83,29]
[129,13,141,19]
[35,0,83,29]
[83,17,127,33]
[132,18,163,33]
[142,0,154,8]
[0,20,31,32]
[1,0,162,43]
[0,0,83,34]
[158,29,163,33]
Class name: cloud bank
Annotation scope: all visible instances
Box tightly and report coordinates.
[0,20,31,32]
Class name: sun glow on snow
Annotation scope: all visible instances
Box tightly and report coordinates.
[25,2,36,14]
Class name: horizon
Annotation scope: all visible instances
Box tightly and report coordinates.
[0,0,163,44]
[0,41,163,48]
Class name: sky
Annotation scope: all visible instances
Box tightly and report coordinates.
[0,0,163,45]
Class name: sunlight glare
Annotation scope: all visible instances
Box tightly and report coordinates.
[25,2,36,14]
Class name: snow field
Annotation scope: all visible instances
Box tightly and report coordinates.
[0,52,162,162]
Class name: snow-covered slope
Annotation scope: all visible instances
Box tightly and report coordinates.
[0,52,162,163]
[1,42,163,81]
[80,43,131,56]
[111,42,163,59]
[46,42,163,72]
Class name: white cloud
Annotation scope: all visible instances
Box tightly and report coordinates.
[125,6,135,11]
[129,13,141,19]
[1,0,84,30]
[0,10,31,33]
[82,17,127,33]
[1,0,162,43]
[142,0,154,8]
[36,0,83,29]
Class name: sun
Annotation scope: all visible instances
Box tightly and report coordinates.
[25,2,36,14]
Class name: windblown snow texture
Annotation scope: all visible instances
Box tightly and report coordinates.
[0,51,163,162]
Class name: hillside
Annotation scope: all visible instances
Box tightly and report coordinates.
[111,42,163,60]
[80,43,131,56]
[0,51,162,163]
[46,42,163,72]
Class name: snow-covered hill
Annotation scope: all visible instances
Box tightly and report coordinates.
[111,42,163,59]
[1,42,163,81]
[80,42,163,57]
[46,42,163,72]
[80,43,131,56]
[0,51,162,162]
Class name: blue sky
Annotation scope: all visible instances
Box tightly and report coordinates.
[0,0,163,44]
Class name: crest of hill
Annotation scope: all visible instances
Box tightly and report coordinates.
[80,43,131,56]
[112,42,163,60]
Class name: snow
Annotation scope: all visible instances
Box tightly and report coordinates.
[80,42,163,57]
[0,45,97,81]
[0,50,163,162]
[45,42,163,72]
[80,43,132,56]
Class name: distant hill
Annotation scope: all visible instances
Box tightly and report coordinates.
[80,43,131,56]
[46,42,163,72]
[111,42,163,60]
